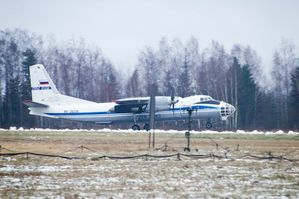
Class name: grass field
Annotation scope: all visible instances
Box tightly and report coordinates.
[1,130,299,198]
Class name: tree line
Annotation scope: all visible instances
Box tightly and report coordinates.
[0,29,298,130]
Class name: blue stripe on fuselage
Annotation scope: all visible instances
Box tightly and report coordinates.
[46,111,109,116]
[173,106,219,111]
[32,86,52,90]
[45,105,219,116]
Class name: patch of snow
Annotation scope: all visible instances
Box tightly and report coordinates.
[1,158,299,198]
[9,126,17,131]
[3,127,299,135]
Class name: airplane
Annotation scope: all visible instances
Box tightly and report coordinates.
[25,64,236,130]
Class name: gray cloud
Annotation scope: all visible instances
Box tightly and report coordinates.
[0,0,298,71]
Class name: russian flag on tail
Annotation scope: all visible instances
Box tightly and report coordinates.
[39,80,49,86]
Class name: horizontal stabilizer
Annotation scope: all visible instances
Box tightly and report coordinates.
[23,100,48,107]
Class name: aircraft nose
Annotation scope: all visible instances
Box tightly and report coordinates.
[220,103,236,117]
[230,104,236,115]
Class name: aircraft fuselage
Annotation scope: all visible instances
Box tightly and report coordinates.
[29,100,230,124]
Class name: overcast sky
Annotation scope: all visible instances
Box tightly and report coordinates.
[0,0,299,73]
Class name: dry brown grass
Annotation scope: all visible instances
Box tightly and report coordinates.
[0,130,298,158]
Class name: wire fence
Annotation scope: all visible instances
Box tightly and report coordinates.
[1,131,298,162]
[0,145,298,162]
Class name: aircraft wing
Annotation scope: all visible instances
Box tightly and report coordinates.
[114,97,149,113]
[115,97,149,105]
[23,100,48,107]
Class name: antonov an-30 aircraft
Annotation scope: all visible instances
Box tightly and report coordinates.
[25,64,236,130]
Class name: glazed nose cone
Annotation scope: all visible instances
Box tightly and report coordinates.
[220,103,236,117]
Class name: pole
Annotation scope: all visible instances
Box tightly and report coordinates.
[184,109,192,152]
[148,129,151,148]
[149,84,156,148]
[149,92,155,148]
[152,129,155,148]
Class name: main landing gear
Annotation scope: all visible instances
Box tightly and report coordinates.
[131,123,150,131]
[132,114,141,131]
[132,124,140,131]
[143,123,150,131]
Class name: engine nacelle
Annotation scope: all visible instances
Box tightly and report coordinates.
[146,96,180,111]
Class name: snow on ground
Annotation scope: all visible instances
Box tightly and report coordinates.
[1,127,299,135]
[0,157,299,198]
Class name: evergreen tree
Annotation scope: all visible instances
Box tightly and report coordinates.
[21,49,37,127]
[0,38,4,126]
[3,39,19,128]
[22,49,37,100]
[4,77,22,127]
[237,64,257,129]
[289,66,299,129]
[255,91,277,129]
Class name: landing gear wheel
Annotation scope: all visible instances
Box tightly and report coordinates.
[206,122,213,129]
[132,124,140,131]
[143,123,149,131]
[184,147,190,152]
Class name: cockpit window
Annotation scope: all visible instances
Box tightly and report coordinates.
[194,96,217,104]
[195,100,220,105]
[196,96,213,103]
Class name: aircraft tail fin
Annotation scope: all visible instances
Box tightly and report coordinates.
[29,64,97,106]
[29,64,59,104]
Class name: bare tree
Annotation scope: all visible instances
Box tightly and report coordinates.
[272,39,297,128]
[137,47,161,95]
[126,69,142,97]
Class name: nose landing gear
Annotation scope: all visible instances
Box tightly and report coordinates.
[205,121,213,129]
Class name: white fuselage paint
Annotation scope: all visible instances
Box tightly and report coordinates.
[29,97,230,124]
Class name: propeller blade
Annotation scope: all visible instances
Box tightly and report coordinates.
[170,88,175,115]
[172,103,175,116]
[171,88,175,102]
